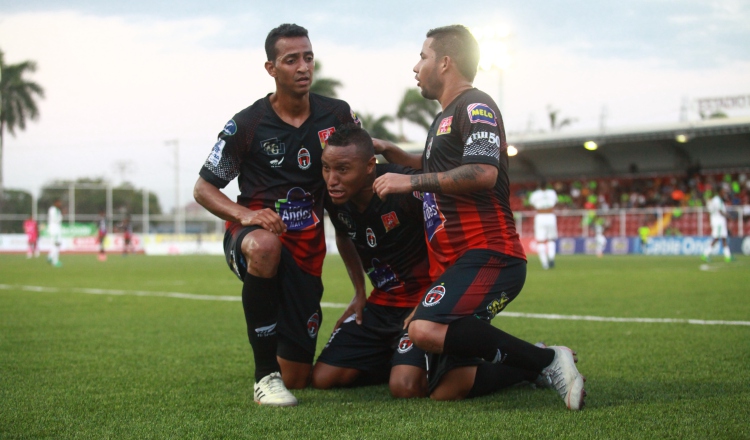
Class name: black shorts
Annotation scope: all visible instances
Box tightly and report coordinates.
[425,352,484,395]
[224,223,324,364]
[316,303,426,375]
[412,249,527,325]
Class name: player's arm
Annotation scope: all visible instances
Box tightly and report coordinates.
[372,139,423,170]
[193,177,286,235]
[373,163,497,198]
[333,231,367,330]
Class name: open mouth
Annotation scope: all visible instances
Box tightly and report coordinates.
[328,188,346,200]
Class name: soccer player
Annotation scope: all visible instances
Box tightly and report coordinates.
[702,186,732,262]
[97,210,108,261]
[372,25,585,410]
[117,216,134,256]
[47,199,63,267]
[23,216,39,258]
[528,180,558,269]
[315,124,546,401]
[193,24,359,407]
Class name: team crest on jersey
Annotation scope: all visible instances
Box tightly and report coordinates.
[437,117,452,136]
[467,103,497,126]
[366,228,377,247]
[397,335,414,354]
[425,137,433,159]
[423,285,446,307]
[486,292,510,318]
[367,258,400,292]
[318,127,335,149]
[422,192,445,241]
[381,211,400,232]
[222,119,237,136]
[275,187,320,231]
[297,147,311,170]
[261,138,285,156]
[307,312,320,339]
[208,139,226,167]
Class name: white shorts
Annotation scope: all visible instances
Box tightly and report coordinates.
[534,213,558,242]
[710,218,728,239]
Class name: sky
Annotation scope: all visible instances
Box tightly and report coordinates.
[1,0,749,211]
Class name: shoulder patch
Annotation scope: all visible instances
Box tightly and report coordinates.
[467,103,497,126]
[222,119,237,136]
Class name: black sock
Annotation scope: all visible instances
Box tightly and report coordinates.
[443,316,555,372]
[241,273,281,382]
[467,362,539,398]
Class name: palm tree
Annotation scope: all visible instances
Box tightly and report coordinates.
[309,61,342,98]
[396,88,440,141]
[547,105,576,132]
[357,113,399,142]
[0,49,45,188]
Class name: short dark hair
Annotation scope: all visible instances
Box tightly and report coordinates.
[326,123,374,161]
[426,25,480,81]
[265,23,309,61]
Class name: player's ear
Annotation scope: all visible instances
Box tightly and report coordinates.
[265,60,276,78]
[366,156,376,173]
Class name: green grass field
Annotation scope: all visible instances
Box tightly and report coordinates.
[1,253,749,439]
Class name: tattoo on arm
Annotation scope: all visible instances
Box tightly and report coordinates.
[448,164,484,184]
[411,174,441,193]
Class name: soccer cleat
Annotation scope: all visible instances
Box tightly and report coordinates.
[541,346,585,410]
[53,261,63,268]
[548,260,555,269]
[253,372,298,407]
[701,255,710,262]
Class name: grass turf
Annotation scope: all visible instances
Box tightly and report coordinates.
[1,253,749,439]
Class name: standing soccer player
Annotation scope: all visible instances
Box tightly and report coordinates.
[47,199,63,267]
[373,25,585,410]
[97,210,108,261]
[528,180,558,269]
[702,186,732,262]
[23,216,39,258]
[193,24,359,407]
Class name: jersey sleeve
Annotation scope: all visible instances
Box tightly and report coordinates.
[198,117,244,189]
[454,97,504,167]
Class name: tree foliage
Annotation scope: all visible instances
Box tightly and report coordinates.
[357,113,399,142]
[309,61,343,98]
[396,88,440,140]
[547,105,577,131]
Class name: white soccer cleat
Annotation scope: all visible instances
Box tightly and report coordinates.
[540,346,586,410]
[253,372,298,407]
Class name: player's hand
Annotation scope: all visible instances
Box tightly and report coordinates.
[240,208,287,236]
[371,138,389,155]
[373,173,412,199]
[402,307,417,330]
[333,293,366,332]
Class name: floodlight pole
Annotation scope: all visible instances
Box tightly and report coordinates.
[165,139,180,234]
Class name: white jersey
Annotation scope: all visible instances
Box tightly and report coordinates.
[47,206,63,235]
[529,189,558,211]
[706,195,726,222]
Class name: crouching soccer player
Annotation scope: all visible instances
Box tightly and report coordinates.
[314,124,545,400]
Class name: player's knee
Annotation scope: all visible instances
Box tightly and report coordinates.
[407,320,439,350]
[310,364,335,390]
[282,371,310,390]
[241,230,282,275]
[389,376,427,399]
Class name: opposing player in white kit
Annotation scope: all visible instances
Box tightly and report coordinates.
[47,199,63,268]
[528,181,558,269]
[702,187,732,262]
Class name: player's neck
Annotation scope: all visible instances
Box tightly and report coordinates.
[351,173,377,213]
[269,91,311,128]
[438,78,473,110]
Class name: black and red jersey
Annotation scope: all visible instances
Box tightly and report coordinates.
[325,164,432,308]
[420,88,525,278]
[199,93,358,277]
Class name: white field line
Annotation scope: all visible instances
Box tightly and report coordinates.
[2,284,749,327]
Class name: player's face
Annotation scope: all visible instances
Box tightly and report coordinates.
[266,37,314,96]
[414,38,442,101]
[321,144,376,205]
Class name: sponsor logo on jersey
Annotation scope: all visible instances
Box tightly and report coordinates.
[337,212,355,230]
[412,191,424,201]
[366,228,377,247]
[422,192,445,241]
[467,103,497,126]
[367,258,401,292]
[307,312,320,339]
[465,131,500,147]
[255,323,277,337]
[260,138,285,156]
[423,285,446,307]
[437,117,452,136]
[397,335,414,354]
[486,292,510,318]
[297,147,311,170]
[381,211,400,232]
[275,187,320,231]
[208,139,226,167]
[269,157,284,168]
[222,119,237,136]
[318,127,336,149]
[425,137,433,159]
